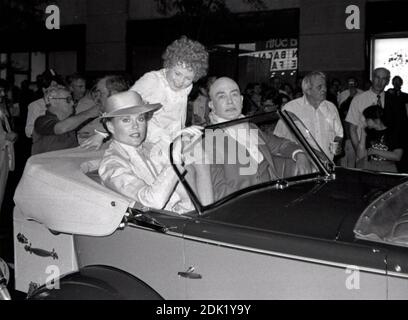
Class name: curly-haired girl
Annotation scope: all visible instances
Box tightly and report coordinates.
[130,36,209,143]
[80,36,209,150]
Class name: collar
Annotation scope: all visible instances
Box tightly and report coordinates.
[112,139,150,157]
[302,95,326,110]
[369,88,385,97]
[209,111,244,124]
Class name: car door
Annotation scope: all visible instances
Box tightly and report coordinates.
[75,209,191,299]
[385,246,408,299]
[182,218,388,299]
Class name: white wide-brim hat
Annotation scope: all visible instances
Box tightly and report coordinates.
[100,91,162,118]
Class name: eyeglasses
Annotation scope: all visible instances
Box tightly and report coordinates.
[51,96,73,103]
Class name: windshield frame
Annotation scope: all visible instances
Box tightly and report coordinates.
[279,109,335,176]
[170,112,332,214]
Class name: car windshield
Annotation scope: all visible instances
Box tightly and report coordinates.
[282,109,335,172]
[354,179,408,248]
[170,111,330,211]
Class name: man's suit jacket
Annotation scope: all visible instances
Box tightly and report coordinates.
[383,92,408,137]
[207,123,300,201]
[384,92,408,172]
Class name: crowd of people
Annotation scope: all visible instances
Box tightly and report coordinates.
[1,35,408,216]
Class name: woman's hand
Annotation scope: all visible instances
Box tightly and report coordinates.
[171,126,204,165]
[175,125,203,139]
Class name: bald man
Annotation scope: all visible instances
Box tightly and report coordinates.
[204,77,313,200]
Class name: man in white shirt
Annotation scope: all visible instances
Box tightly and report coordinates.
[345,67,407,170]
[274,71,343,160]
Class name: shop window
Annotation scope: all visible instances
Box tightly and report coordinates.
[0,51,77,86]
[210,38,298,90]
[31,52,46,82]
[372,36,408,92]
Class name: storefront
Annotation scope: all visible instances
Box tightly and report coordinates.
[127,8,299,88]
[0,25,85,87]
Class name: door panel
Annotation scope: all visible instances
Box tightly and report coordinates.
[184,239,387,299]
[75,213,188,299]
[386,248,408,299]
[182,219,387,299]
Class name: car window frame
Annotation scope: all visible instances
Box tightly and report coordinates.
[169,112,333,215]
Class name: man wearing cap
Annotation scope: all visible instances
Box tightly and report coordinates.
[98,91,212,213]
[32,86,100,155]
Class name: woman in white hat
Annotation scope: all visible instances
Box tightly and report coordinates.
[98,91,212,213]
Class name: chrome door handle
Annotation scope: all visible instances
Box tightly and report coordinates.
[17,233,58,259]
[178,266,202,279]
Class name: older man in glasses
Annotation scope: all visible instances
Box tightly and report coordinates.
[32,85,100,155]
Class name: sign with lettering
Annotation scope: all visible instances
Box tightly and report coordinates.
[270,48,298,71]
[240,38,298,74]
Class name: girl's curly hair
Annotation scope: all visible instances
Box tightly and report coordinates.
[162,36,209,82]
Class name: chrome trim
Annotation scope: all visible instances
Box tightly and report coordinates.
[127,222,184,238]
[126,215,390,276]
[387,271,408,279]
[183,234,386,275]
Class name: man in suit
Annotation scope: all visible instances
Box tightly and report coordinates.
[345,68,408,171]
[204,77,313,200]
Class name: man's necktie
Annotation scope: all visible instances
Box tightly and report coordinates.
[377,94,382,107]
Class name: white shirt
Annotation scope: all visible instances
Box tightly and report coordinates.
[130,69,192,144]
[75,93,95,114]
[274,96,343,159]
[75,94,101,144]
[25,98,46,138]
[345,89,384,128]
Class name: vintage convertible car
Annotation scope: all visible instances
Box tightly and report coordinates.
[12,111,408,299]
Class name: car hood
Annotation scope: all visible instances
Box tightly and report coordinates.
[203,167,408,241]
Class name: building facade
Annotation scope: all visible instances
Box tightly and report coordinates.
[1,0,407,89]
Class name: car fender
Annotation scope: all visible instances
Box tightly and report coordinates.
[28,265,163,300]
